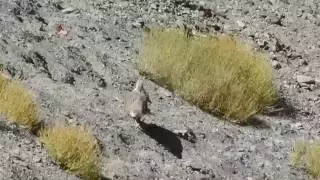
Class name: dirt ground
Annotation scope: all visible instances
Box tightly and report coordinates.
[0,0,319,179]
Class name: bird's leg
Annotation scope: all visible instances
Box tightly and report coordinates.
[134,120,141,129]
[135,117,148,130]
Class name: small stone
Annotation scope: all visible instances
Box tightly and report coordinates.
[98,78,107,88]
[181,9,191,15]
[223,24,232,32]
[157,87,172,98]
[173,129,188,135]
[39,24,46,31]
[173,128,197,143]
[150,4,157,9]
[61,7,78,14]
[63,74,75,85]
[296,75,315,84]
[268,0,275,5]
[302,66,312,73]
[262,160,272,168]
[291,122,303,130]
[132,22,141,28]
[267,15,284,26]
[249,146,256,152]
[298,59,308,66]
[23,139,32,145]
[236,20,246,28]
[132,18,144,28]
[12,148,20,156]
[33,157,42,163]
[272,61,282,69]
[199,133,206,139]
[0,167,6,176]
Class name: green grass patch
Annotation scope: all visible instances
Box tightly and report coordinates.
[40,122,102,180]
[137,28,278,123]
[292,140,320,179]
[0,72,39,128]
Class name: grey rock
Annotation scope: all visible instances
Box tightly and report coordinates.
[296,75,315,84]
[272,61,282,69]
[236,20,246,28]
[61,7,80,14]
[291,122,303,130]
[267,15,284,26]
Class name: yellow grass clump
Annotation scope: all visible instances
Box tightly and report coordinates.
[0,73,39,128]
[40,123,102,180]
[138,28,277,123]
[292,140,320,178]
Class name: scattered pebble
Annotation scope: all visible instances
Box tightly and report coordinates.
[291,122,304,130]
[296,75,316,85]
[61,7,80,14]
[236,20,246,28]
[272,60,282,69]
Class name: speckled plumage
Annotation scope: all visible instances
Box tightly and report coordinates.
[126,78,151,122]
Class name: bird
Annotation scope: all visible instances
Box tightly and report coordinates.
[126,77,151,125]
[183,23,193,38]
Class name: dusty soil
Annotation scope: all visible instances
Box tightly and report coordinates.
[0,0,319,179]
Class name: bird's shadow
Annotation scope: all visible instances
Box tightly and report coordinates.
[137,120,183,159]
[241,116,271,129]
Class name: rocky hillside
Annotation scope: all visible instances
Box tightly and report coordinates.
[0,0,319,179]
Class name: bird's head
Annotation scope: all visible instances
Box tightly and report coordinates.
[129,111,141,120]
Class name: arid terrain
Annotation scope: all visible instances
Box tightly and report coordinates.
[0,0,320,179]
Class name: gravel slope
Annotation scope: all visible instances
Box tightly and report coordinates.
[0,0,319,179]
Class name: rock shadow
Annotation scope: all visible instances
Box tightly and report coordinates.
[76,175,111,180]
[137,120,183,159]
[0,119,21,134]
[100,176,112,180]
[240,97,298,128]
[263,97,297,118]
[241,116,271,129]
[0,120,12,132]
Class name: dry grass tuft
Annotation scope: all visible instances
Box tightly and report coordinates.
[0,73,39,128]
[292,140,320,178]
[40,122,102,180]
[138,28,277,123]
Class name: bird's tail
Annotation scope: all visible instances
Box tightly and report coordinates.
[133,77,145,92]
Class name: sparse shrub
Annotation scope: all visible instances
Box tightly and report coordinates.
[292,140,320,178]
[0,73,39,128]
[138,28,277,123]
[40,122,102,180]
